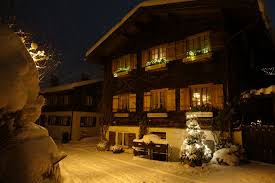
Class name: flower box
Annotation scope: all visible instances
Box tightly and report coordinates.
[183,52,212,63]
[113,113,129,118]
[145,63,167,71]
[147,113,168,118]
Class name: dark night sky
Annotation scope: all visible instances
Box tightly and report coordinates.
[4,0,275,84]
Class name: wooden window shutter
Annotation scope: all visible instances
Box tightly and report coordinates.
[109,131,116,146]
[112,59,117,73]
[211,84,224,109]
[180,88,190,111]
[112,96,119,112]
[166,89,176,111]
[129,94,136,112]
[130,53,137,70]
[142,49,149,68]
[210,31,224,51]
[175,40,186,60]
[166,42,176,62]
[143,92,151,111]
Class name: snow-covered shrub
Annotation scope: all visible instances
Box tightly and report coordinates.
[0,27,65,183]
[180,118,212,166]
[96,140,109,151]
[112,145,124,153]
[211,145,244,166]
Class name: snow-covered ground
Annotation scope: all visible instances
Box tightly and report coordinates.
[59,137,275,183]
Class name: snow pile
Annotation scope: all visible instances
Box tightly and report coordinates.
[135,134,168,144]
[96,140,109,151]
[0,123,66,183]
[211,145,241,166]
[112,145,124,153]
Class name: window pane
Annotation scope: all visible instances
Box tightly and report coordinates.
[192,88,201,106]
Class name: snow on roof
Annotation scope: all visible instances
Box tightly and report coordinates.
[41,79,102,94]
[85,0,194,58]
[241,85,275,99]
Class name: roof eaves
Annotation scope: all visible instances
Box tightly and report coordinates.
[85,0,194,58]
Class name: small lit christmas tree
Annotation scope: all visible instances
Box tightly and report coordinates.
[180,116,212,166]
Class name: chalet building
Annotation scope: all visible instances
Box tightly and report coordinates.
[39,80,103,141]
[85,0,274,160]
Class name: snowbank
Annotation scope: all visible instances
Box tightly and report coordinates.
[211,145,240,166]
[0,124,66,183]
[134,134,168,144]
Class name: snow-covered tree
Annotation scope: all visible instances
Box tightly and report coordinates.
[180,117,212,166]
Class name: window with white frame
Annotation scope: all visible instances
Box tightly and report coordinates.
[117,132,136,148]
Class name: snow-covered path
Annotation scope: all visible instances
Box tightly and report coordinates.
[59,138,275,183]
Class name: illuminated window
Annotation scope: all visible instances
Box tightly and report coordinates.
[191,87,211,107]
[119,94,129,112]
[113,93,136,112]
[150,45,166,60]
[151,89,167,110]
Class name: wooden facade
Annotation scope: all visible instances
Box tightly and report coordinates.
[85,0,274,129]
[39,80,103,141]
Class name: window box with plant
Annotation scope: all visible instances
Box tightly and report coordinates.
[113,108,130,118]
[112,54,137,77]
[182,32,212,63]
[145,58,167,71]
[113,66,130,77]
[147,107,167,118]
[183,47,212,62]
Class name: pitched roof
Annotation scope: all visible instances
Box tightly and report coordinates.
[41,79,103,94]
[85,0,194,58]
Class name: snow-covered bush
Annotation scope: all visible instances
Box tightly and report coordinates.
[0,26,65,183]
[96,140,109,151]
[180,118,212,166]
[112,145,124,153]
[211,145,244,166]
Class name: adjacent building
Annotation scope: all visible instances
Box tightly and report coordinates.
[39,79,103,141]
[85,0,274,160]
